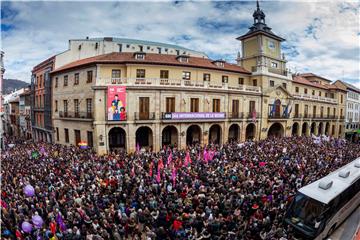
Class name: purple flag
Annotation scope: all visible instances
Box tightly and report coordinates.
[167,151,173,165]
[56,212,67,232]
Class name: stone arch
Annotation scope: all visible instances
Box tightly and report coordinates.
[245,123,256,140]
[292,122,300,136]
[186,124,202,145]
[162,125,179,147]
[136,126,153,149]
[268,122,284,138]
[228,124,240,142]
[209,124,222,144]
[108,127,127,151]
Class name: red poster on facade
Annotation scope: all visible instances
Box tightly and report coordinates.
[107,86,127,121]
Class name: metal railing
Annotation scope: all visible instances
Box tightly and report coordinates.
[103,77,262,93]
[228,112,244,119]
[134,112,156,120]
[246,112,260,119]
[292,93,338,104]
[59,111,93,119]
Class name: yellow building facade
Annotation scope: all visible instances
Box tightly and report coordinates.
[50,3,346,155]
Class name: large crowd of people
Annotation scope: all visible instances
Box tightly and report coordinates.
[1,136,359,240]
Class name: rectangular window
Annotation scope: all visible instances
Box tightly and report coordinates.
[86,99,92,116]
[74,73,79,85]
[253,79,257,86]
[295,104,299,117]
[270,80,275,87]
[312,90,315,95]
[136,69,146,79]
[341,95,343,104]
[295,87,299,93]
[321,106,324,117]
[63,100,68,113]
[238,78,244,85]
[319,91,322,97]
[325,92,328,98]
[304,88,308,94]
[166,97,175,112]
[139,97,150,120]
[282,83,287,89]
[213,99,220,112]
[249,101,256,113]
[56,127,59,141]
[74,99,79,116]
[55,77,58,88]
[112,69,121,80]
[160,70,169,79]
[87,131,93,148]
[55,100,58,112]
[190,98,199,112]
[182,71,191,80]
[304,105,308,117]
[64,128,69,143]
[118,44,122,52]
[271,62,278,68]
[87,71,93,83]
[203,73,210,81]
[64,75,68,86]
[333,108,336,116]
[74,129,81,146]
[232,99,239,116]
[222,76,228,83]
[313,106,316,116]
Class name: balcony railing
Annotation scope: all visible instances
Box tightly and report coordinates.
[59,111,93,119]
[134,112,156,120]
[246,112,260,119]
[228,112,244,119]
[103,77,262,93]
[293,113,302,118]
[292,93,338,104]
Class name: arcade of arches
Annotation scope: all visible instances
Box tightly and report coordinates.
[107,121,336,152]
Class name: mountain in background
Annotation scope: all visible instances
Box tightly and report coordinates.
[2,79,30,94]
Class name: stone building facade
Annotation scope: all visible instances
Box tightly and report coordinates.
[46,2,347,154]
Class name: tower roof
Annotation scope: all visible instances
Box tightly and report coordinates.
[237,0,285,41]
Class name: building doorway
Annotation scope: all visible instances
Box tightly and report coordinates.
[209,124,222,144]
[228,124,240,142]
[292,122,299,136]
[245,123,256,140]
[108,127,126,150]
[268,122,284,138]
[186,125,201,145]
[162,125,178,147]
[136,126,153,149]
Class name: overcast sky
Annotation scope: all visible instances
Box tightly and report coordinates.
[1,1,359,87]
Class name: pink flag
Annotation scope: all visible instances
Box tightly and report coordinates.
[156,169,161,183]
[171,167,177,187]
[184,151,191,167]
[149,162,153,177]
[158,157,164,170]
[167,151,173,165]
[209,150,214,161]
[203,148,209,163]
[131,166,135,177]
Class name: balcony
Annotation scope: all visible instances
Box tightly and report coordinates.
[292,93,338,104]
[251,66,292,79]
[134,112,156,121]
[246,112,261,120]
[293,113,302,119]
[59,111,93,120]
[102,77,261,94]
[228,112,244,119]
[268,105,290,119]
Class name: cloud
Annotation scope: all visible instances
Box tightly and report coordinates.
[1,1,359,86]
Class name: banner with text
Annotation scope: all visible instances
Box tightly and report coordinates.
[163,112,225,120]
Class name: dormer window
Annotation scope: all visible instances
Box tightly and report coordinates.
[213,60,225,67]
[134,52,146,60]
[177,55,189,63]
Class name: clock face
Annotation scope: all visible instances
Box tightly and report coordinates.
[268,40,275,50]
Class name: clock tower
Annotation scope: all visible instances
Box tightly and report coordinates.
[237,1,290,79]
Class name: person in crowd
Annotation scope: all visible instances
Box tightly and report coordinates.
[1,135,359,239]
